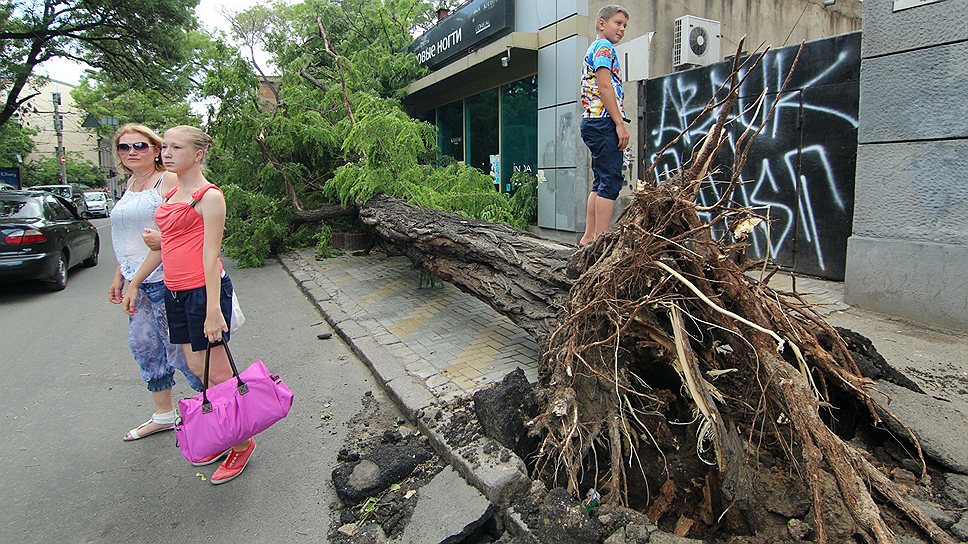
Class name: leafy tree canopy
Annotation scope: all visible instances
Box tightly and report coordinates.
[71,70,201,137]
[24,152,102,187]
[0,121,36,168]
[0,0,200,127]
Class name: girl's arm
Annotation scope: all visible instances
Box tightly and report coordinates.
[198,188,228,343]
[121,250,162,315]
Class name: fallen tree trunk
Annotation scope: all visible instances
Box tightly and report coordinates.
[360,195,573,339]
[292,203,358,225]
[353,43,957,544]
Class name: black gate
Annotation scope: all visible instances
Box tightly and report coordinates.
[639,33,861,280]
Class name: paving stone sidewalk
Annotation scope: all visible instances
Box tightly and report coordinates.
[281,250,540,401]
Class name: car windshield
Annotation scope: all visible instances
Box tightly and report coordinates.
[35,186,70,198]
[0,196,43,219]
[85,193,106,202]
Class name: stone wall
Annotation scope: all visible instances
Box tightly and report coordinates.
[844,0,968,330]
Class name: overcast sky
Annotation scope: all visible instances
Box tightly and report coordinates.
[37,0,271,86]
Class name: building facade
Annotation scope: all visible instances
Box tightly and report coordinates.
[405,0,862,241]
[845,0,968,330]
[18,79,102,174]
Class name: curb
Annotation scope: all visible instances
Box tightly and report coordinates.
[278,253,532,510]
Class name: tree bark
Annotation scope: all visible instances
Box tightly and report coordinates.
[360,194,572,339]
[293,204,358,225]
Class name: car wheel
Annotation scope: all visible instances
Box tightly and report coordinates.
[46,252,68,291]
[82,236,99,267]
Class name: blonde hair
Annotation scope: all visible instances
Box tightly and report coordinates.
[598,4,629,23]
[166,125,215,167]
[113,124,163,174]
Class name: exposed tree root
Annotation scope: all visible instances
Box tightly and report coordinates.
[526,42,956,543]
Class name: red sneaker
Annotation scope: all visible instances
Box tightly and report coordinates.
[210,439,256,485]
[191,448,232,467]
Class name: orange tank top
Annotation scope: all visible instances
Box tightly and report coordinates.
[155,184,223,291]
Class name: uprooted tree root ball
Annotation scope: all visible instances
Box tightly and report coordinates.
[527,43,955,544]
[359,40,960,544]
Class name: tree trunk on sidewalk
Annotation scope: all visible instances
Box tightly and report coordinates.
[359,194,573,339]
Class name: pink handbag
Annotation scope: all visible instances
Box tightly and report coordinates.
[175,343,293,464]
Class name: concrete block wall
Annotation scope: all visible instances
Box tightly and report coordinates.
[535,1,589,234]
[844,0,968,330]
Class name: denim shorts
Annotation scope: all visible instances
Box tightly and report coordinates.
[580,117,624,200]
[164,274,233,352]
[129,281,204,392]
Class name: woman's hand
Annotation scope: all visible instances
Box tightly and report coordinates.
[108,275,124,304]
[121,284,140,316]
[204,309,228,343]
[142,228,161,251]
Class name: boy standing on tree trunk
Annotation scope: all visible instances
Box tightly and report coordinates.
[579,4,630,246]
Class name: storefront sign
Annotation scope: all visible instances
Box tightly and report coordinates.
[409,0,514,70]
[0,167,21,189]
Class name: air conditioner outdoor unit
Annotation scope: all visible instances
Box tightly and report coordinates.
[673,15,721,69]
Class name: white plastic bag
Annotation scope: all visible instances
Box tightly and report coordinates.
[231,289,245,333]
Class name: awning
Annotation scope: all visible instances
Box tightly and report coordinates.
[404,32,539,113]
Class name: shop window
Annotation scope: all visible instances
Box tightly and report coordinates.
[437,100,464,164]
[500,75,538,193]
[464,89,500,187]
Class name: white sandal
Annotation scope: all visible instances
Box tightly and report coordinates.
[123,410,177,441]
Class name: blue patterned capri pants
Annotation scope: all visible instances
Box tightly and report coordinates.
[129,281,204,392]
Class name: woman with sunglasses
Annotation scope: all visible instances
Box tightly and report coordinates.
[124,125,255,484]
[108,124,204,442]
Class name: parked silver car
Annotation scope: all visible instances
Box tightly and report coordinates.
[83,191,109,218]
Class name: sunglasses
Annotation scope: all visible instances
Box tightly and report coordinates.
[116,142,156,153]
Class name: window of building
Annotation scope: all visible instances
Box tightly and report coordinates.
[500,75,537,192]
[465,89,500,187]
[427,76,538,193]
[437,100,464,164]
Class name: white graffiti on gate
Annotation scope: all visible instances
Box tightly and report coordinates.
[647,47,858,272]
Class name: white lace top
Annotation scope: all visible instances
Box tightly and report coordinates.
[110,175,166,283]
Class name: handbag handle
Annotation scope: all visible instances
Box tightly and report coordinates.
[201,342,249,413]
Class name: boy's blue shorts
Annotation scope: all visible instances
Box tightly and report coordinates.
[580,117,624,201]
[164,274,233,352]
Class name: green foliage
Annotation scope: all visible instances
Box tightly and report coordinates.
[221,184,289,268]
[24,153,102,187]
[0,0,200,127]
[323,97,525,226]
[0,122,35,167]
[314,225,341,259]
[71,73,201,137]
[507,172,539,228]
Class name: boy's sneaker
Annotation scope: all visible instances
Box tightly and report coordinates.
[191,448,232,467]
[210,439,256,485]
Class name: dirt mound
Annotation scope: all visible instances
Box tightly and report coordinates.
[329,392,444,542]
